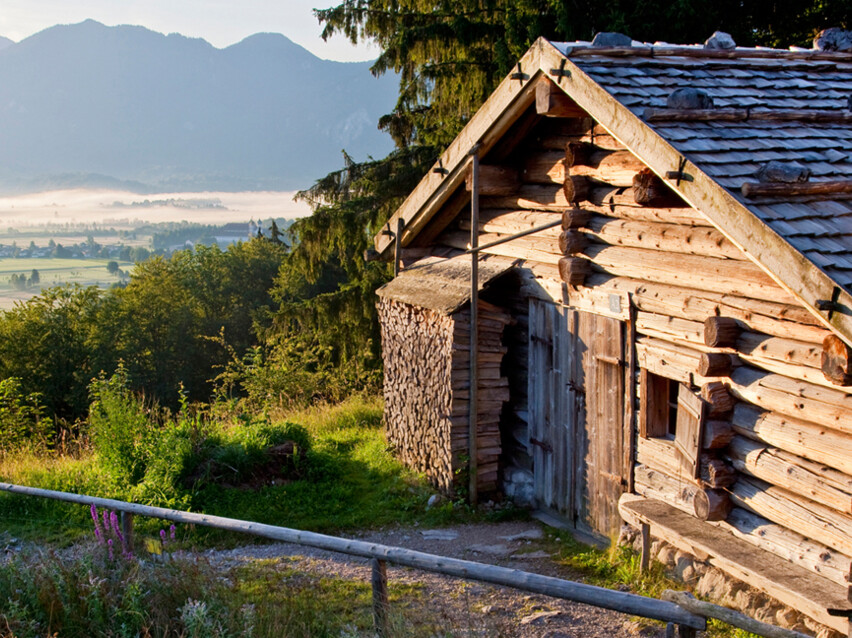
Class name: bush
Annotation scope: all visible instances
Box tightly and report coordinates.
[87,369,313,507]
[0,378,53,454]
[88,367,156,485]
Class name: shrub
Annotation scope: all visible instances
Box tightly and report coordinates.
[88,366,156,485]
[0,377,53,454]
[87,368,313,507]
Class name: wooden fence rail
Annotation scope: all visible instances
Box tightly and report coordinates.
[0,481,758,636]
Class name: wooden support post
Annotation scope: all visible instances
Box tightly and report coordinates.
[469,148,480,507]
[121,511,133,553]
[371,558,390,637]
[666,623,676,638]
[677,626,697,638]
[640,523,651,573]
[393,217,403,277]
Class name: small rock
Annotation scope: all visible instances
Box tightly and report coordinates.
[680,565,697,583]
[498,529,543,542]
[704,31,736,50]
[666,88,714,110]
[695,569,727,599]
[776,607,803,629]
[592,32,633,48]
[468,543,512,556]
[814,28,852,52]
[520,610,563,625]
[420,530,459,541]
[426,494,444,509]
[510,550,550,560]
[755,161,811,183]
[656,546,676,567]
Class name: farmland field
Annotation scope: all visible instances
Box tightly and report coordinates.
[0,258,132,309]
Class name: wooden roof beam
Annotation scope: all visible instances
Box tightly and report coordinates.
[645,108,852,123]
[374,46,544,256]
[742,180,852,198]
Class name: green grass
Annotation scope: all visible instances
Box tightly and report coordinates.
[0,395,506,546]
[548,531,761,637]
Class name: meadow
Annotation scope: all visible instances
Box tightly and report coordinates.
[0,258,131,308]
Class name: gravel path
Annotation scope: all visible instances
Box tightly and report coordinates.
[198,521,663,637]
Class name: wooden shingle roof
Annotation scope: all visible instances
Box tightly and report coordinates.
[375,38,852,345]
[564,45,852,291]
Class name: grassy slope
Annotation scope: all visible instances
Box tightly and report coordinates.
[0,396,478,544]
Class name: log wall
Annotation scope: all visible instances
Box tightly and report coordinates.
[405,114,852,602]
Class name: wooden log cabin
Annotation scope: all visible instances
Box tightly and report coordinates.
[374,36,852,633]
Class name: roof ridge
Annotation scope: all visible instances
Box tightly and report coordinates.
[551,41,852,62]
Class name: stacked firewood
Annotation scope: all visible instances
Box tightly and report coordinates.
[377,298,455,491]
[377,296,510,495]
[450,300,511,494]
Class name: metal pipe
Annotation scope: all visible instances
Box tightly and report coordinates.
[464,218,562,255]
[469,148,480,506]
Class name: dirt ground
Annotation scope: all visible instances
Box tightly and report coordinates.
[199,520,666,637]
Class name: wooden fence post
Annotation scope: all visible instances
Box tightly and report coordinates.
[372,558,389,637]
[640,523,651,573]
[121,511,133,553]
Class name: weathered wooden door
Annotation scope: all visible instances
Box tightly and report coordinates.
[529,299,627,538]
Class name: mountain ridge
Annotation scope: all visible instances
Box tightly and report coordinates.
[0,21,396,193]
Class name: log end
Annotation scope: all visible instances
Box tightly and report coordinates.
[822,334,852,386]
[558,257,591,286]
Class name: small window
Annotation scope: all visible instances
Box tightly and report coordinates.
[639,369,679,439]
[640,369,705,478]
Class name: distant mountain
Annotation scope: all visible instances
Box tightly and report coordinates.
[0,36,13,51]
[0,21,397,193]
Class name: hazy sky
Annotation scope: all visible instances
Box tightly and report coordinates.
[0,0,379,61]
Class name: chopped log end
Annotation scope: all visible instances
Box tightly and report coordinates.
[558,230,588,255]
[563,175,590,203]
[699,454,738,488]
[698,352,733,377]
[632,168,686,207]
[565,141,592,168]
[702,419,734,450]
[704,316,741,348]
[693,488,732,521]
[466,165,520,197]
[558,257,590,286]
[701,381,735,417]
[822,334,852,386]
[561,206,591,230]
[535,78,586,118]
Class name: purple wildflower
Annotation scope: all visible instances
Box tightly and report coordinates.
[90,504,103,541]
[169,524,176,540]
[109,511,124,543]
[107,538,114,560]
[102,510,110,535]
[160,529,167,544]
